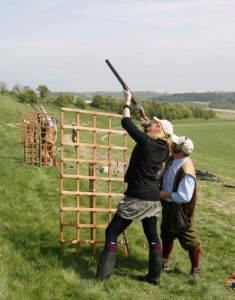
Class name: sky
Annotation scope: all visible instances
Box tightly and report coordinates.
[1,0,235,93]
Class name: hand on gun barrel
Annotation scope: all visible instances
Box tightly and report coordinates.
[105,59,147,120]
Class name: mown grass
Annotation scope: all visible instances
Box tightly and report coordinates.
[0,94,235,300]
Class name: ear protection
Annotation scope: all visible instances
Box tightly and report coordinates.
[172,137,188,153]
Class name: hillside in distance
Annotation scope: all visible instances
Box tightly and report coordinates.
[51,90,235,110]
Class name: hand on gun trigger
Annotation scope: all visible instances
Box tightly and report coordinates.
[140,117,151,128]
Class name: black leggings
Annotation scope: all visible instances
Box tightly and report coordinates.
[105,213,161,246]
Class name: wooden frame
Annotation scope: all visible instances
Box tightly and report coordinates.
[19,112,40,166]
[19,112,56,167]
[60,107,128,254]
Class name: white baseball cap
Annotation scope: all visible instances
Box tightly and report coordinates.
[153,117,173,136]
[171,134,194,154]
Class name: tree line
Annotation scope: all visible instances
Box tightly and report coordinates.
[1,80,235,109]
[152,92,235,110]
[91,95,215,120]
[0,83,87,109]
[0,82,216,119]
[1,84,216,120]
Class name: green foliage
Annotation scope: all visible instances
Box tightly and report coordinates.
[0,81,8,92]
[57,90,235,110]
[23,85,31,91]
[91,95,122,113]
[0,93,235,300]
[153,91,235,110]
[11,82,23,94]
[209,98,235,110]
[154,91,235,102]
[74,98,87,109]
[37,85,50,99]
[17,89,39,104]
[54,92,75,107]
[91,95,215,120]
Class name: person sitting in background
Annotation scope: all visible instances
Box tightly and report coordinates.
[160,135,201,277]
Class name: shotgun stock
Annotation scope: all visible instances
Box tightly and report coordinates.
[105,59,147,119]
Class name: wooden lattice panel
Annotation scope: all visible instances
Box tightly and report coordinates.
[60,107,128,254]
[19,112,40,166]
[19,111,56,167]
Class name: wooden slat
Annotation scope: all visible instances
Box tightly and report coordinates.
[61,224,107,228]
[61,191,124,196]
[61,239,125,244]
[61,207,117,212]
[61,107,122,117]
[62,124,126,134]
[62,141,127,150]
[61,240,104,244]
[62,157,127,166]
[61,174,123,181]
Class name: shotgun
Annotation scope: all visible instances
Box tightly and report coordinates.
[40,106,51,121]
[29,102,42,124]
[17,110,27,123]
[105,59,147,119]
[29,102,39,114]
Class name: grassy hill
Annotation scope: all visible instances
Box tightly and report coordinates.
[0,94,235,300]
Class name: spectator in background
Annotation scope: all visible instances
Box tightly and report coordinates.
[42,118,57,167]
[72,123,77,143]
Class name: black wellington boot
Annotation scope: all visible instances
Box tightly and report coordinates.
[137,250,162,285]
[96,250,117,280]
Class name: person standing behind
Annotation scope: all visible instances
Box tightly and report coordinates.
[160,135,201,277]
[42,118,57,167]
[96,88,173,285]
[71,123,77,143]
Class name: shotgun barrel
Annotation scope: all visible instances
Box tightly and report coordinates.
[29,102,39,114]
[105,59,147,119]
[40,106,51,121]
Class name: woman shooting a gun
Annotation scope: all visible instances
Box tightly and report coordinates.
[96,88,174,285]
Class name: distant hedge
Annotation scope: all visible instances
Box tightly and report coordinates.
[90,95,216,120]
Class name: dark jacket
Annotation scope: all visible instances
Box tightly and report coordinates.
[121,117,168,201]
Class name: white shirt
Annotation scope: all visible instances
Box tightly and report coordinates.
[162,157,195,203]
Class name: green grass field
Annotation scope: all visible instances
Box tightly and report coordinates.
[0,94,235,300]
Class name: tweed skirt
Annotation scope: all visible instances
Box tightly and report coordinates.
[116,196,162,220]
